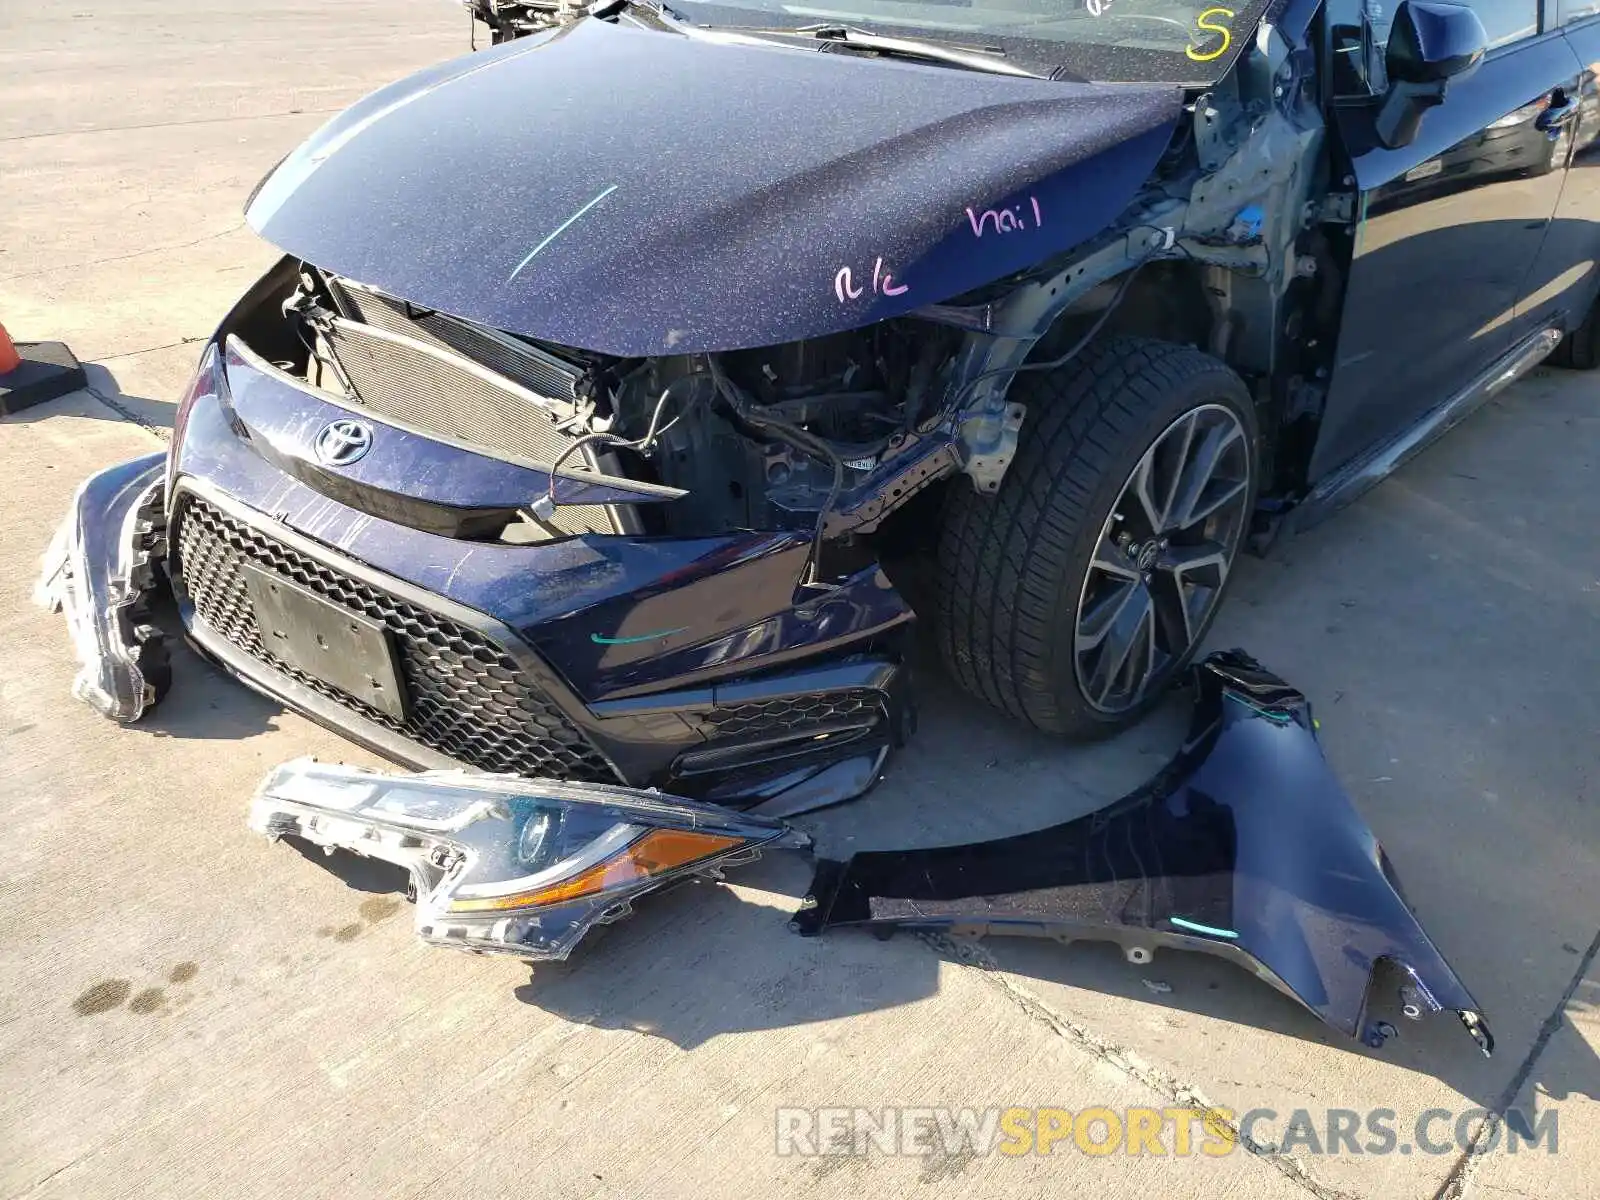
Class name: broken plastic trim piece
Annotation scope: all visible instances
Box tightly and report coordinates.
[33,452,172,722]
[250,758,810,959]
[792,651,1494,1058]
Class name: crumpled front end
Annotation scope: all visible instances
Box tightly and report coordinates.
[33,452,172,722]
[251,757,808,958]
[794,651,1494,1056]
[158,258,916,817]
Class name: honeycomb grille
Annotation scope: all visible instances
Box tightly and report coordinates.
[705,690,882,739]
[173,494,619,782]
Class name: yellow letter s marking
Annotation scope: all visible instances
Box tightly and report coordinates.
[1186,7,1235,62]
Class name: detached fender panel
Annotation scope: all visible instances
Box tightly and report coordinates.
[794,651,1493,1056]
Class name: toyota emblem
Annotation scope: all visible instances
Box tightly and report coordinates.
[314,418,373,466]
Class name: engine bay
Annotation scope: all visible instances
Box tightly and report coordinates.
[252,263,963,544]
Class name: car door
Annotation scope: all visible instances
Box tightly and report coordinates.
[1309,0,1580,486]
[1517,0,1600,331]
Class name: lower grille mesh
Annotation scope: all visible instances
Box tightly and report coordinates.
[174,494,619,782]
[706,690,881,739]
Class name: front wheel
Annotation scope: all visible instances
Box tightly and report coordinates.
[935,337,1258,737]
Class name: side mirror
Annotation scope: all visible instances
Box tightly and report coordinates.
[1375,1,1488,149]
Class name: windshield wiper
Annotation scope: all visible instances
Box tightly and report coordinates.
[587,0,695,26]
[717,23,1047,78]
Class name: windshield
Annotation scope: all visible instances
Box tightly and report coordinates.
[670,0,1277,83]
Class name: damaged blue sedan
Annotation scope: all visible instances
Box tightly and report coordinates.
[37,0,1555,1055]
[110,0,1594,813]
[53,0,1600,809]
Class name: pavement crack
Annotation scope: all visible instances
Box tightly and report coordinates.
[84,383,169,444]
[95,338,204,364]
[0,108,344,145]
[917,931,1358,1200]
[1430,924,1600,1200]
[0,224,246,285]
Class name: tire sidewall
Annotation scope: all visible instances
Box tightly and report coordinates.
[1042,362,1260,733]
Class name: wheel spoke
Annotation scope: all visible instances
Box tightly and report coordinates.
[1184,477,1249,529]
[1130,599,1159,704]
[1146,567,1195,654]
[1082,583,1153,706]
[1161,541,1231,591]
[1168,421,1245,530]
[1077,577,1140,652]
[1090,530,1139,581]
[1126,456,1166,537]
[1155,410,1198,532]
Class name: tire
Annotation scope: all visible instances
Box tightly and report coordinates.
[935,336,1259,738]
[1547,303,1600,369]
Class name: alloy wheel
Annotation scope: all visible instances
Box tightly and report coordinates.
[1073,403,1252,714]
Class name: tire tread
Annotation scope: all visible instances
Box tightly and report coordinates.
[935,336,1253,734]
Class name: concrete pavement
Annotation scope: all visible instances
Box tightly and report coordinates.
[2,3,1596,1198]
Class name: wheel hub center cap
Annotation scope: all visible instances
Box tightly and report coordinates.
[1131,540,1161,572]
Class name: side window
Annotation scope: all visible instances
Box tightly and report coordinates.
[1559,0,1600,25]
[1462,0,1540,47]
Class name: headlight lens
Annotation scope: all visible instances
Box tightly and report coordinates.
[249,759,808,960]
[449,827,746,913]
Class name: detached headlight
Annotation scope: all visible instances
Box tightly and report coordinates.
[250,759,808,959]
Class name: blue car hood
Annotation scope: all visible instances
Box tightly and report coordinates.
[246,19,1180,356]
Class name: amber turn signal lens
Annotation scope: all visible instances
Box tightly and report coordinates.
[447,828,746,913]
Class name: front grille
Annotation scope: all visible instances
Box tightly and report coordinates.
[173,494,619,783]
[706,690,882,739]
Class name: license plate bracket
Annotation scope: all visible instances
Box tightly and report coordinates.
[242,563,408,721]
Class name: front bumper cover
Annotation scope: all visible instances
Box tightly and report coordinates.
[33,452,172,722]
[793,651,1494,1057]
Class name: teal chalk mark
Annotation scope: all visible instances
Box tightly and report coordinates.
[507,184,619,283]
[1225,692,1293,724]
[1170,916,1240,940]
[590,628,688,646]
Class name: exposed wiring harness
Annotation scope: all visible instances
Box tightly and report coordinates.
[527,360,845,591]
[706,356,844,592]
[522,374,702,525]
[943,230,1197,410]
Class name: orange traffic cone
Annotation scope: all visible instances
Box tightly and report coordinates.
[0,322,86,415]
[0,322,21,376]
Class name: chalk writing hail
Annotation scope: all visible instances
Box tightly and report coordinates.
[834,257,909,304]
[967,196,1044,237]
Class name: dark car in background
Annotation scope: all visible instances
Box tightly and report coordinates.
[152,0,1600,816]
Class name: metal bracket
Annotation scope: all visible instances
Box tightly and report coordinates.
[1308,190,1356,226]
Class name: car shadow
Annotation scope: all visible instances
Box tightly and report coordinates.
[120,593,283,744]
[0,362,178,436]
